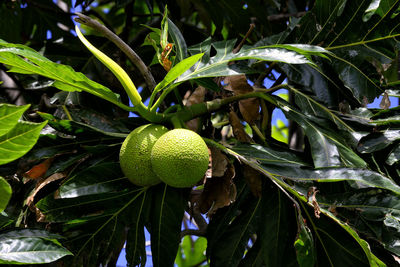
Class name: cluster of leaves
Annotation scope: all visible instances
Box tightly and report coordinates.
[1,0,400,266]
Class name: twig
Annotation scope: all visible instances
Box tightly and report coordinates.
[270,73,287,88]
[181,206,208,238]
[192,206,208,231]
[267,11,307,21]
[254,62,276,87]
[233,24,256,53]
[74,13,157,91]
[180,228,206,238]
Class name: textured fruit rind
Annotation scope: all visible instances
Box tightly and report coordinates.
[119,124,168,186]
[151,129,209,188]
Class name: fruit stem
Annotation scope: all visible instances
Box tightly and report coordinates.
[170,115,185,128]
[135,103,166,123]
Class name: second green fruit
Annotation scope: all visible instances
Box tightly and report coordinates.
[151,129,209,188]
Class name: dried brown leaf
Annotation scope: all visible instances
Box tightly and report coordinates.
[380,92,391,110]
[23,158,54,180]
[229,111,253,143]
[239,98,260,124]
[307,187,321,219]
[185,86,207,131]
[338,100,350,114]
[243,165,262,198]
[224,75,260,124]
[210,146,228,177]
[362,96,369,107]
[26,173,66,211]
[198,158,236,216]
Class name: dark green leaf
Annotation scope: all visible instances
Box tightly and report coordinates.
[125,191,149,267]
[275,98,366,168]
[59,162,128,198]
[167,18,187,62]
[242,188,298,267]
[358,129,400,153]
[318,189,400,255]
[230,143,309,167]
[290,87,354,132]
[266,165,400,195]
[386,143,400,165]
[209,197,261,267]
[148,184,188,267]
[38,112,127,138]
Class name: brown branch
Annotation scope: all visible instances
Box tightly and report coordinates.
[233,24,256,54]
[181,206,208,238]
[180,228,206,238]
[254,62,276,87]
[74,12,157,91]
[267,11,307,21]
[270,73,287,88]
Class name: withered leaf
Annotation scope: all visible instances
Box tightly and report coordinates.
[23,158,54,180]
[362,96,369,107]
[380,92,391,110]
[198,156,236,216]
[229,111,253,143]
[243,165,262,198]
[26,172,66,222]
[224,75,260,124]
[239,98,260,124]
[185,86,207,131]
[307,187,321,219]
[229,111,263,197]
[26,173,66,210]
[210,146,228,177]
[338,100,350,114]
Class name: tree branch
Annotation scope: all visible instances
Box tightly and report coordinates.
[74,12,157,91]
[233,24,255,53]
[267,11,307,21]
[181,228,206,238]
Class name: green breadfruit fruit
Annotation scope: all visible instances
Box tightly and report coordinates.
[119,124,169,186]
[151,128,209,188]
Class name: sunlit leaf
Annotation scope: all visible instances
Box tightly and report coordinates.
[59,162,128,198]
[0,229,72,264]
[0,104,30,137]
[358,129,400,153]
[386,143,400,165]
[0,41,129,111]
[0,177,11,212]
[177,40,329,83]
[294,219,316,267]
[0,120,47,165]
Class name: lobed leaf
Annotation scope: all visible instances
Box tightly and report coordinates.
[176,40,329,84]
